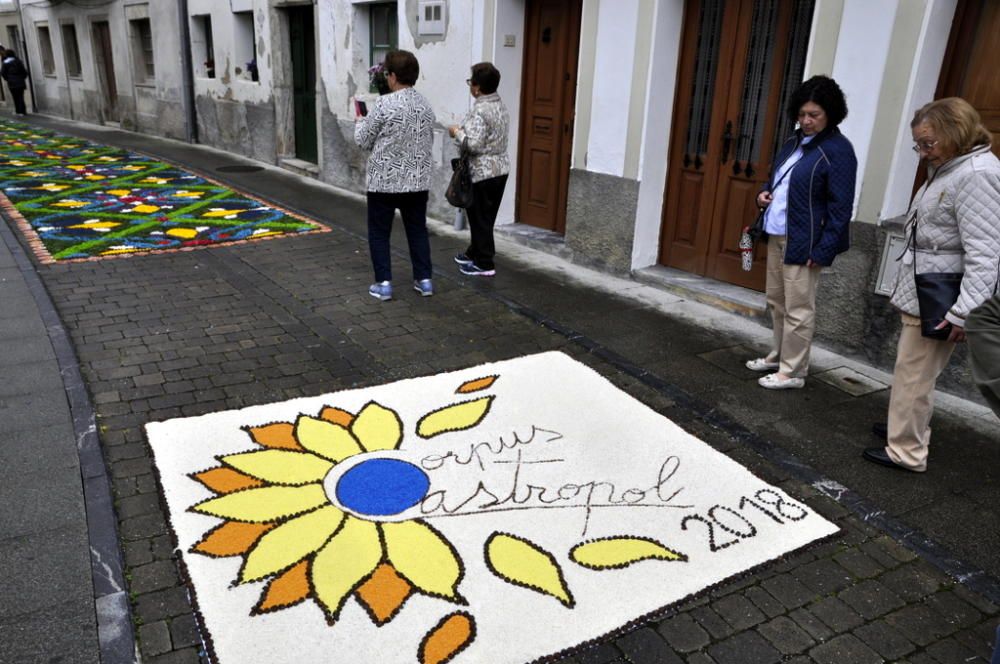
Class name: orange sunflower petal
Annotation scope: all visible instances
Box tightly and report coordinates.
[356,563,413,625]
[456,375,498,394]
[254,560,311,614]
[320,407,354,427]
[192,467,264,494]
[246,422,303,450]
[191,521,275,557]
[418,612,476,664]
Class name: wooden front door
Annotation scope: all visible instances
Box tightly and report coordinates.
[937,0,1000,156]
[289,6,317,163]
[516,0,582,233]
[92,21,117,122]
[659,0,814,290]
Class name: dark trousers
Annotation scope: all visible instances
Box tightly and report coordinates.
[366,190,432,283]
[9,86,25,115]
[967,293,1000,419]
[465,174,508,270]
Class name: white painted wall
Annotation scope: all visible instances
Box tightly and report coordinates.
[584,0,640,177]
[830,0,899,213]
[631,0,684,269]
[879,0,956,220]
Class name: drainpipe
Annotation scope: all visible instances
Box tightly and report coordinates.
[178,0,197,142]
[13,0,37,112]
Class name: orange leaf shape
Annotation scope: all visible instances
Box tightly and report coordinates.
[320,407,354,427]
[419,612,476,664]
[246,422,303,450]
[356,563,413,625]
[192,467,264,494]
[191,521,275,557]
[254,560,311,613]
[456,375,498,394]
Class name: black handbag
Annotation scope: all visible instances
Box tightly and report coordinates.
[446,139,474,208]
[910,215,963,340]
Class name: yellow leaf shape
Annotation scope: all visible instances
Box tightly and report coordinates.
[311,517,382,619]
[383,520,463,601]
[107,189,131,196]
[174,191,204,198]
[69,221,119,230]
[192,484,328,522]
[416,397,494,439]
[221,449,334,486]
[165,228,198,239]
[240,505,344,583]
[456,375,498,394]
[53,200,88,208]
[133,204,160,213]
[485,533,574,607]
[418,612,476,664]
[351,402,403,452]
[295,416,363,462]
[202,208,245,218]
[84,175,106,181]
[570,536,688,570]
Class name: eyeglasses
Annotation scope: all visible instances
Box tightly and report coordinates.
[912,140,939,153]
[465,78,472,85]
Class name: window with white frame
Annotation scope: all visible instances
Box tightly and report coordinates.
[61,23,81,77]
[36,24,54,75]
[129,18,154,82]
[233,11,257,82]
[191,14,215,78]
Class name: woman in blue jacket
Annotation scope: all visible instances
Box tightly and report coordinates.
[746,75,858,389]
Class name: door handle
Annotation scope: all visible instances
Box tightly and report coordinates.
[721,121,733,164]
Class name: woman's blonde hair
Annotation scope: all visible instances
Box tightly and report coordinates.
[911,97,992,155]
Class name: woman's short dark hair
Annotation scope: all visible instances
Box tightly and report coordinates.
[787,75,848,128]
[383,50,419,86]
[470,62,501,94]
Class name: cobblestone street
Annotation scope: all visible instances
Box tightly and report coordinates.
[2,116,999,663]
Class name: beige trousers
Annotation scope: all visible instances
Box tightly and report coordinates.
[885,313,956,472]
[764,235,823,377]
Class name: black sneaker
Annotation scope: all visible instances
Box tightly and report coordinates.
[454,253,474,266]
[460,263,496,277]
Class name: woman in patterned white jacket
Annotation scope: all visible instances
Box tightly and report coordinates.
[448,62,510,277]
[355,50,437,301]
[864,97,1000,473]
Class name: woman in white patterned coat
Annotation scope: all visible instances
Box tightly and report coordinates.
[448,62,510,277]
[864,97,1000,473]
[355,50,436,301]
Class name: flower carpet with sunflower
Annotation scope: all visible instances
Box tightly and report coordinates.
[0,120,325,262]
[146,352,838,663]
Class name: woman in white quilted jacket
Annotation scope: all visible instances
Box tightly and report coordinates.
[864,97,1000,473]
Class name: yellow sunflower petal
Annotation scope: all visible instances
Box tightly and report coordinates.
[192,485,328,522]
[240,505,345,583]
[311,517,382,619]
[570,537,688,570]
[383,520,463,601]
[221,449,334,486]
[295,416,363,462]
[416,397,494,439]
[485,532,574,607]
[419,612,476,664]
[350,402,403,452]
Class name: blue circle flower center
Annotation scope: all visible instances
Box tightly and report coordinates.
[335,459,430,516]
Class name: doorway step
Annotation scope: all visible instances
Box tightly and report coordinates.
[633,265,766,320]
[279,157,319,179]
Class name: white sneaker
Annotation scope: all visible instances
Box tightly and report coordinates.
[746,358,780,372]
[758,373,805,390]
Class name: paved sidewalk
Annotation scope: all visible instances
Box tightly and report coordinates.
[3,113,999,663]
[0,205,133,661]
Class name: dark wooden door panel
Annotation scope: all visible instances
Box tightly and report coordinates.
[290,6,317,163]
[516,0,581,233]
[659,0,814,291]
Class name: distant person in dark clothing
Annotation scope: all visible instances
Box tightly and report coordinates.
[1,49,28,115]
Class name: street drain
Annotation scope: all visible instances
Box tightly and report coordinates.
[215,165,264,173]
